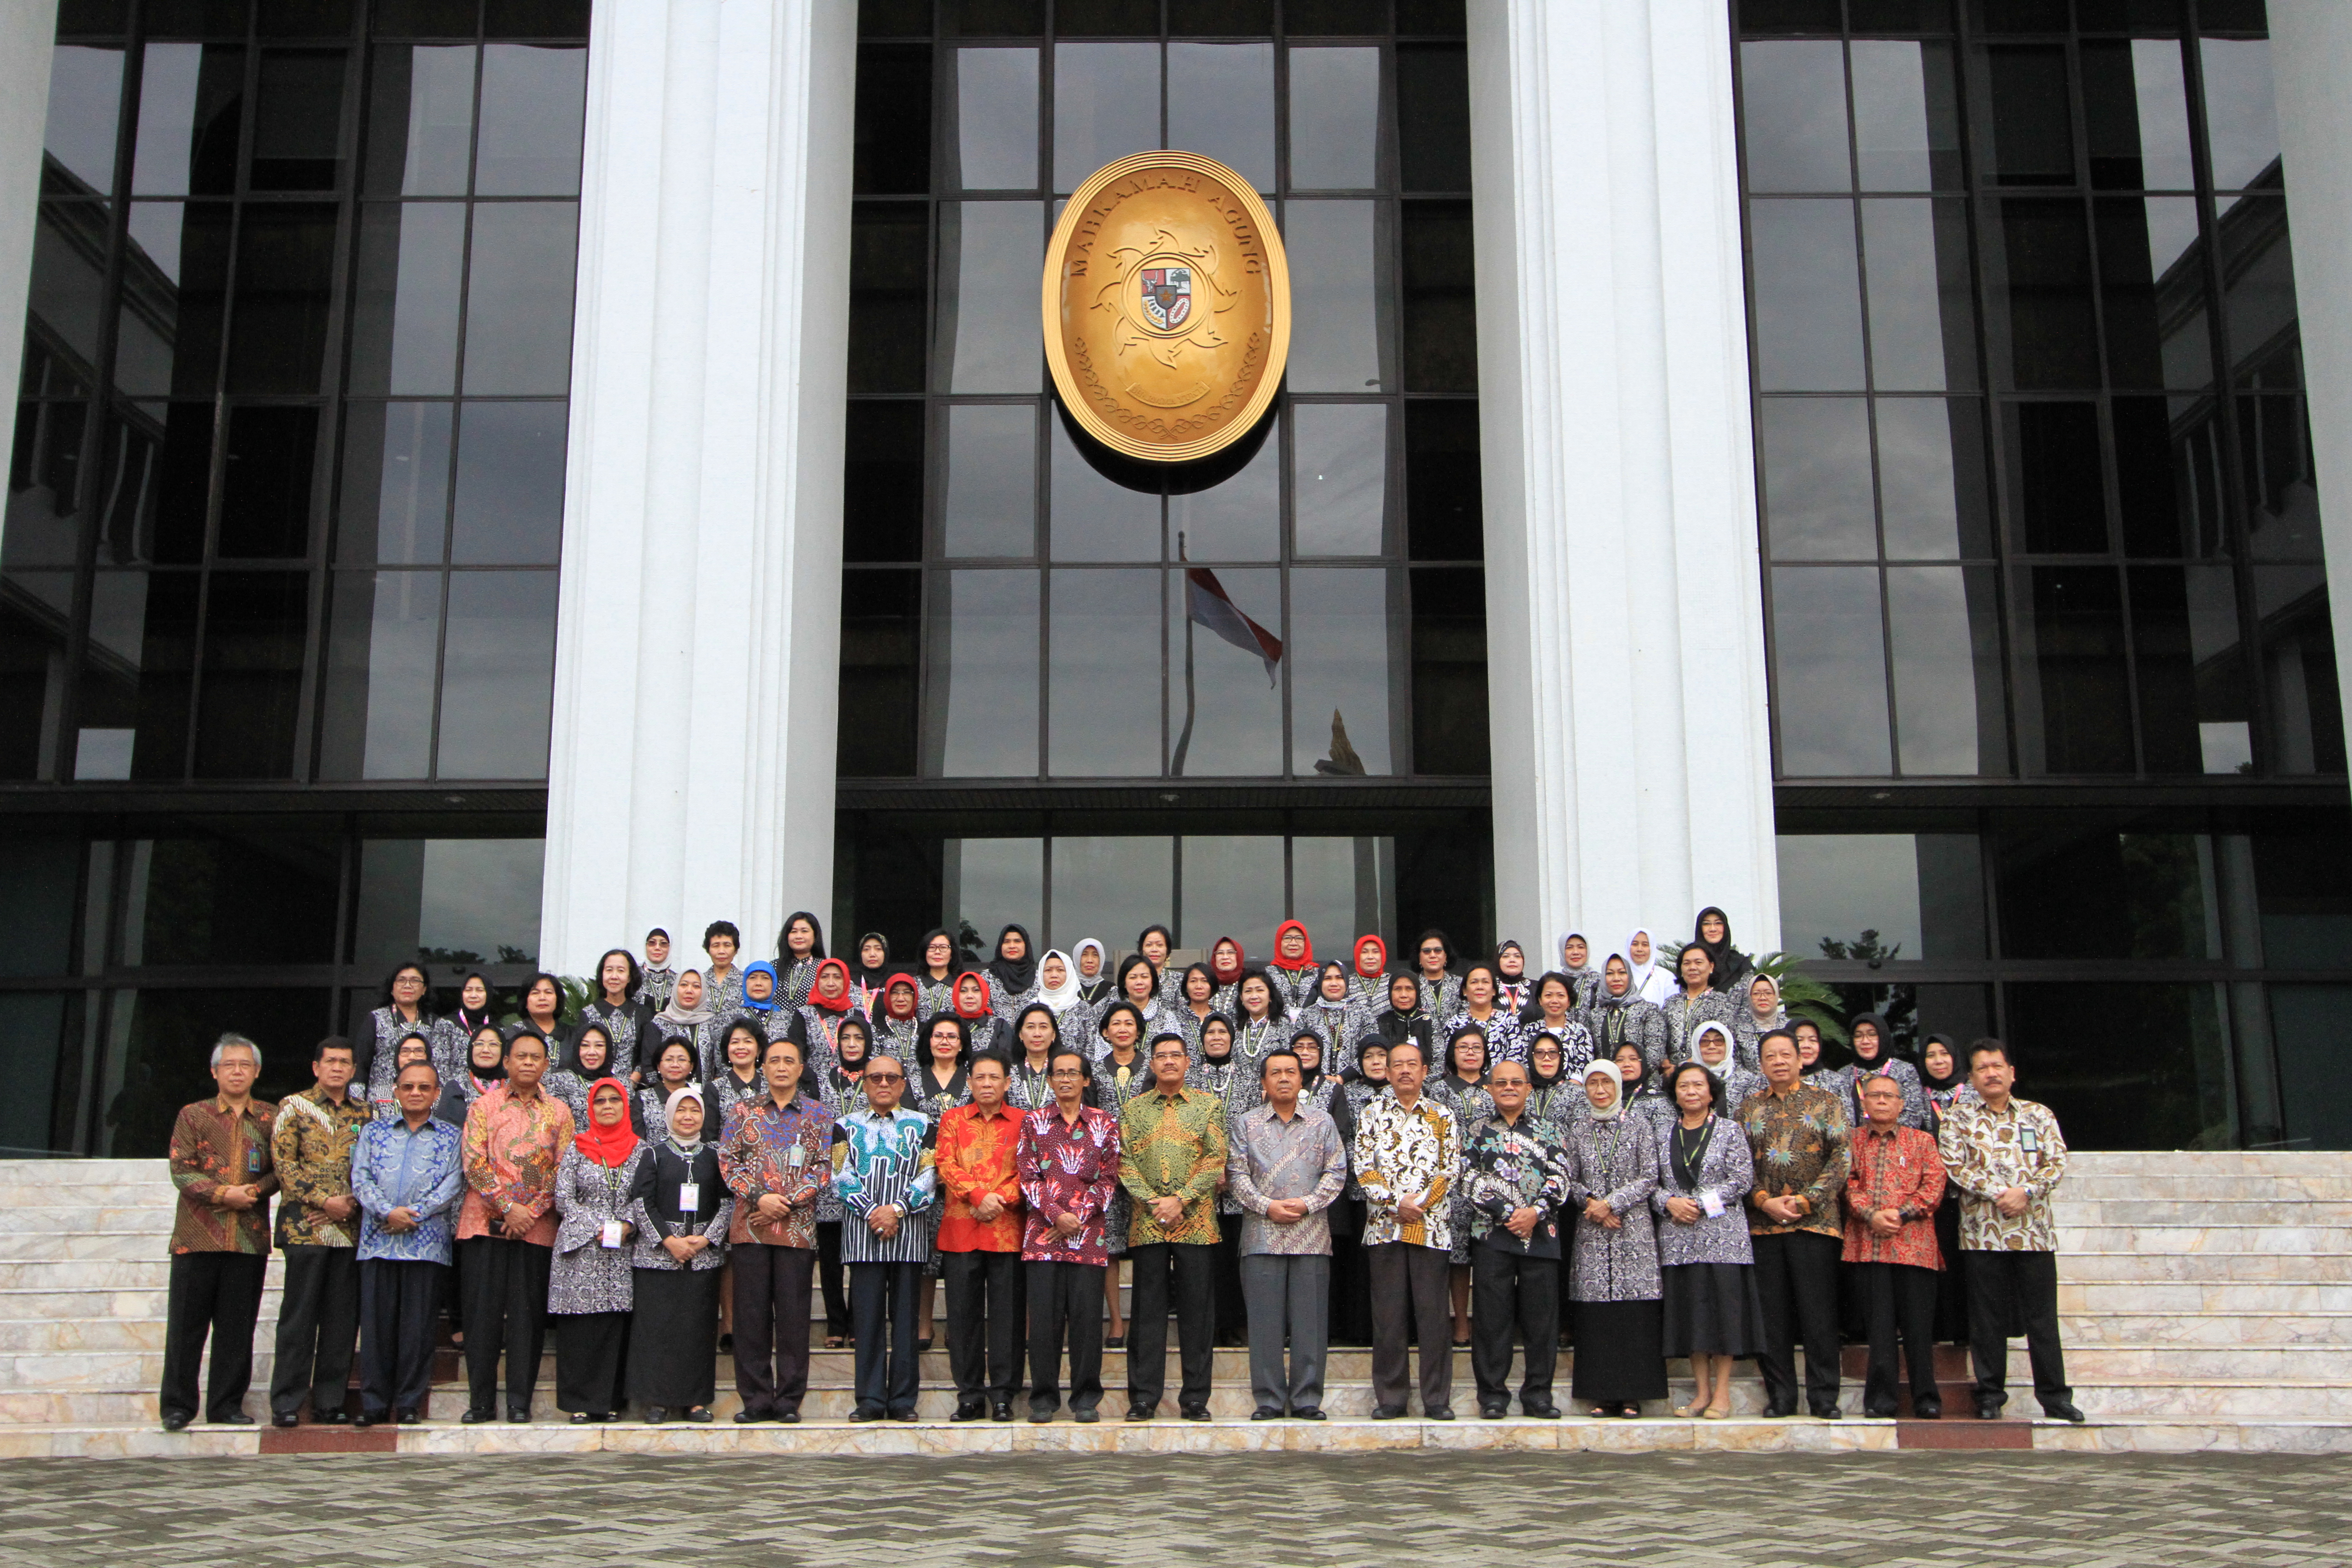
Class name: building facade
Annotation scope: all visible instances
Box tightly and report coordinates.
[1,0,2346,1158]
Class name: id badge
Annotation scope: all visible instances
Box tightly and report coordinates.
[1700,1190,1725,1219]
[676,1181,701,1214]
[600,1219,625,1248]
[788,1142,807,1169]
[2020,1127,2041,1156]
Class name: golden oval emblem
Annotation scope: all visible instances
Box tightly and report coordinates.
[1042,150,1290,465]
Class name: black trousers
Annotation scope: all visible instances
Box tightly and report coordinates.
[1854,1260,1941,1414]
[1367,1241,1453,1414]
[1470,1245,1560,1411]
[1328,1205,1373,1346]
[457,1236,552,1415]
[942,1249,1024,1405]
[1127,1241,1216,1414]
[731,1241,814,1417]
[1964,1249,2072,1409]
[269,1245,360,1418]
[160,1252,267,1424]
[1211,1214,1247,1343]
[1026,1260,1105,1415]
[1752,1230,1843,1414]
[817,1221,849,1337]
[849,1260,924,1416]
[358,1258,445,1417]
[554,1311,629,1415]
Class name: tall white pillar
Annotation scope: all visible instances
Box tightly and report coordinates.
[1466,0,1781,962]
[2268,2,2352,765]
[540,0,854,975]
[0,2,58,502]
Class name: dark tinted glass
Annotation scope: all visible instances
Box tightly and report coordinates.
[839,570,922,776]
[1770,565,1893,775]
[1404,401,1480,560]
[2012,564,2133,773]
[192,569,311,777]
[217,406,321,558]
[250,51,348,191]
[1395,44,1469,192]
[106,988,335,1156]
[1987,199,2099,388]
[226,204,343,394]
[849,206,931,394]
[1400,200,1475,392]
[844,402,926,563]
[856,44,933,194]
[2005,980,2232,1148]
[1409,565,1487,773]
[2005,399,2107,552]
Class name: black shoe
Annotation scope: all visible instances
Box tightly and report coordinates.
[644,1406,668,1425]
[272,1412,300,1429]
[161,1413,191,1433]
[1372,1405,1407,1420]
[2042,1399,2087,1424]
[506,1406,531,1424]
[1029,1408,1055,1424]
[951,1402,987,1422]
[1863,1404,1900,1420]
[1180,1406,1211,1422]
[1976,1397,2005,1421]
[1812,1405,1843,1420]
[216,1411,255,1426]
[1252,1408,1284,1421]
[1073,1408,1099,1423]
[397,1409,420,1425]
[569,1411,593,1424]
[685,1407,712,1423]
[891,1408,920,1422]
[916,1338,933,1353]
[1478,1404,1507,1419]
[461,1407,493,1425]
[733,1409,769,1424]
[1126,1403,1156,1421]
[991,1402,1014,1422]
[1294,1407,1327,1421]
[848,1407,883,1423]
[1105,1334,1126,1349]
[353,1411,378,1429]
[318,1409,350,1426]
[1912,1399,1942,1420]
[1763,1401,1797,1419]
[717,1333,733,1353]
[1524,1403,1562,1420]
[778,1410,801,1423]
[1424,1406,1455,1421]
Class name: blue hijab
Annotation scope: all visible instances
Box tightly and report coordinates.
[740,959,780,1013]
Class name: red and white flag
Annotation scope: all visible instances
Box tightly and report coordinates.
[1185,567,1283,686]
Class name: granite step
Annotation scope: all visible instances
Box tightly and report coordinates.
[2053,1224,2348,1254]
[2058,1250,2352,1282]
[2058,1280,2352,1313]
[2053,1199,2352,1226]
[2058,1311,2352,1348]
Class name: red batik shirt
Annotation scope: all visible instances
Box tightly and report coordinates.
[1016,1104,1120,1265]
[168,1096,280,1255]
[1842,1122,1946,1269]
[935,1100,1026,1252]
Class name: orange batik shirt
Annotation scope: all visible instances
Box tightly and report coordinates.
[934,1100,1026,1252]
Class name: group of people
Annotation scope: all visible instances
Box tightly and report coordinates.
[156,909,2083,1430]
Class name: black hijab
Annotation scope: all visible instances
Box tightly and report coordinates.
[561,1023,616,1079]
[1849,1012,1902,1071]
[849,932,892,993]
[1290,1030,1326,1091]
[989,924,1039,998]
[1920,1032,1966,1093]
[1199,1013,1237,1063]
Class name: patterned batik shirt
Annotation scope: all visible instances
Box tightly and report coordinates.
[366,1007,464,1112]
[1352,1090,1461,1252]
[1225,1102,1348,1256]
[717,1093,834,1248]
[935,1100,1026,1252]
[1118,1086,1229,1247]
[1659,989,1737,1064]
[1017,1104,1121,1265]
[1440,1008,1528,1065]
[1463,1112,1572,1259]
[353,1114,465,1264]
[579,999,648,1081]
[1524,1015,1597,1079]
[830,1107,938,1264]
[271,1085,372,1249]
[168,1096,279,1255]
[549,1142,647,1315]
[457,1084,575,1245]
[1937,1094,2068,1253]
[1843,1123,1946,1269]
[1581,995,1670,1075]
[1736,1080,1852,1242]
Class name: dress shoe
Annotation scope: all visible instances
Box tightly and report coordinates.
[1294,1407,1327,1421]
[717,1333,733,1353]
[1372,1405,1407,1420]
[891,1409,921,1422]
[644,1406,669,1424]
[1180,1406,1211,1422]
[684,1407,712,1423]
[1029,1408,1055,1424]
[1811,1406,1843,1420]
[161,1413,192,1433]
[318,1409,350,1426]
[1863,1404,1900,1420]
[1251,1408,1283,1421]
[951,1402,987,1422]
[991,1401,1014,1422]
[1523,1403,1562,1420]
[778,1411,801,1423]
[1762,1401,1797,1419]
[2042,1399,2087,1424]
[353,1412,378,1429]
[273,1412,301,1429]
[1912,1399,1941,1420]
[1478,1404,1508,1420]
[461,1407,493,1424]
[1975,1397,2006,1421]
[218,1411,255,1425]
[1424,1406,1456,1421]
[1073,1408,1100,1423]
[569,1412,594,1425]
[506,1406,532,1424]
[848,1407,883,1423]
[397,1409,420,1425]
[733,1409,769,1423]
[1126,1403,1156,1421]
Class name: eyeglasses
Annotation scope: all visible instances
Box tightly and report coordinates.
[865,1072,905,1084]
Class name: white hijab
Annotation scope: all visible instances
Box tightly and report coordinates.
[1582,1059,1624,1121]
[1037,949,1083,1015]
[1692,1020,1737,1078]
[1625,928,1670,1005]
[1072,938,1107,984]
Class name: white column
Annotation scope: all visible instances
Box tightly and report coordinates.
[0,2,58,500]
[1466,0,1781,962]
[2267,2,2352,764]
[540,0,854,976]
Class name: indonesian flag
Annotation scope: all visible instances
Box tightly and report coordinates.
[1186,567,1283,686]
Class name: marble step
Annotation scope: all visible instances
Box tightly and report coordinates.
[2054,1199,2352,1226]
[2058,1176,2352,1201]
[2058,1250,2352,1282]
[2059,1311,2352,1348]
[0,1231,187,1262]
[2052,1224,2352,1254]
[2060,1279,2352,1313]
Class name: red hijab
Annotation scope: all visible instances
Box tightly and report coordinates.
[953,971,993,1019]
[574,1077,640,1167]
[1272,919,1315,971]
[809,957,853,1015]
[883,973,919,1021]
[1354,934,1387,980]
[1210,937,1245,986]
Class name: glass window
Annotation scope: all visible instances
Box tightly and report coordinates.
[843,403,926,564]
[2130,561,2249,775]
[1049,567,1160,775]
[1749,201,1867,391]
[0,571,73,780]
[1053,40,1160,194]
[1291,834,1394,944]
[249,49,347,192]
[435,568,556,778]
[1167,564,1282,775]
[2080,38,2194,190]
[0,995,72,1153]
[1289,46,1380,189]
[1759,397,1875,560]
[120,823,342,968]
[1168,42,1274,193]
[1850,39,1960,191]
[947,838,1044,946]
[1887,564,2006,774]
[1403,401,1480,560]
[2273,984,2352,1150]
[2004,980,2233,1149]
[105,987,334,1155]
[940,201,1042,392]
[135,40,245,199]
[2198,37,2278,198]
[1290,565,1395,775]
[1285,199,1387,392]
[1394,42,1469,192]
[1400,200,1474,392]
[0,836,82,978]
[2012,564,2133,774]
[363,43,477,196]
[349,201,467,396]
[838,568,921,776]
[113,203,233,397]
[925,568,1039,776]
[1049,835,1173,953]
[226,203,343,394]
[1740,41,1852,194]
[353,835,545,970]
[191,570,309,778]
[1293,403,1387,556]
[1770,565,1892,775]
[218,406,320,559]
[320,569,441,779]
[1776,832,1989,961]
[1172,442,1282,571]
[1983,44,2075,186]
[941,403,1037,557]
[2004,399,2107,552]
[46,45,125,195]
[2252,825,2352,969]
[338,402,454,564]
[1409,564,1487,774]
[1861,197,1975,390]
[1983,198,2100,389]
[450,401,567,563]
[951,46,1038,190]
[1877,397,1989,558]
[461,201,578,395]
[2255,564,2346,776]
[857,42,934,196]
[1180,834,1284,946]
[473,44,587,196]
[1996,828,2221,961]
[849,205,931,395]
[1049,418,1159,561]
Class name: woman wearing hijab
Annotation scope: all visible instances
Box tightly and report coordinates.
[625,1084,732,1422]
[798,957,861,1080]
[1732,972,1788,1071]
[1918,1034,1975,1346]
[1071,939,1113,1006]
[1205,936,1248,1011]
[1612,1041,1678,1142]
[1349,934,1390,1008]
[1558,934,1600,1008]
[1525,1033,1580,1130]
[633,1039,702,1142]
[1581,954,1669,1079]
[1090,1000,1152,1348]
[648,969,716,1076]
[1185,1010,1252,1347]
[738,960,782,1023]
[439,1024,508,1129]
[848,933,892,1010]
[1267,920,1319,1012]
[1432,1024,1496,1346]
[1329,1036,1389,1348]
[1623,931,1672,1008]
[1652,1060,1763,1420]
[581,949,650,1084]
[546,1024,619,1130]
[1298,960,1365,1076]
[1526,974,1596,1076]
[813,1015,874,1350]
[987,925,1039,1018]
[1844,1013,1930,1130]
[1413,930,1462,1020]
[1031,949,1094,1061]
[951,972,1004,1056]
[1188,1014,1241,1101]
[1007,1002,1063,1112]
[550,1078,644,1422]
[1690,1020,1764,1116]
[875,974,923,1058]
[1562,1059,1667,1416]
[1443,962,1527,1065]
[451,973,499,1040]
[1690,906,1754,995]
[775,911,827,1008]
[1372,972,1437,1063]
[1493,941,1533,1015]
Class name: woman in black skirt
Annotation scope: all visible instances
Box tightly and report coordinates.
[1562,1060,1668,1416]
[1653,1061,1765,1419]
[625,1085,733,1422]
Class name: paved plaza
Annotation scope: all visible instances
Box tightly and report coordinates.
[2,1451,2346,1567]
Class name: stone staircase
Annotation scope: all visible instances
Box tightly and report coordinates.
[1,1152,2344,1456]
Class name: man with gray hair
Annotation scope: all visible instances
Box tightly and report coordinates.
[161,1033,279,1431]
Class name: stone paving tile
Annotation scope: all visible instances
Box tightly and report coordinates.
[3,1451,2348,1567]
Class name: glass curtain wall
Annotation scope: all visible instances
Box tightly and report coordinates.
[1738,0,2350,1148]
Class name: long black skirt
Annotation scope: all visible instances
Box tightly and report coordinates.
[1660,1263,1766,1358]
[628,1267,722,1408]
[1569,1298,1668,1403]
[555,1311,628,1415]
[1931,1196,1970,1343]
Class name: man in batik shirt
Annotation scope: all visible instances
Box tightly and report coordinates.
[160,1034,278,1431]
[268,1035,372,1427]
[1016,1049,1118,1422]
[1118,1034,1229,1421]
[1464,1058,1572,1418]
[458,1031,574,1422]
[1352,1037,1460,1420]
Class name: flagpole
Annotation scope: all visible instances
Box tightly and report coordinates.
[1171,530,1196,777]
